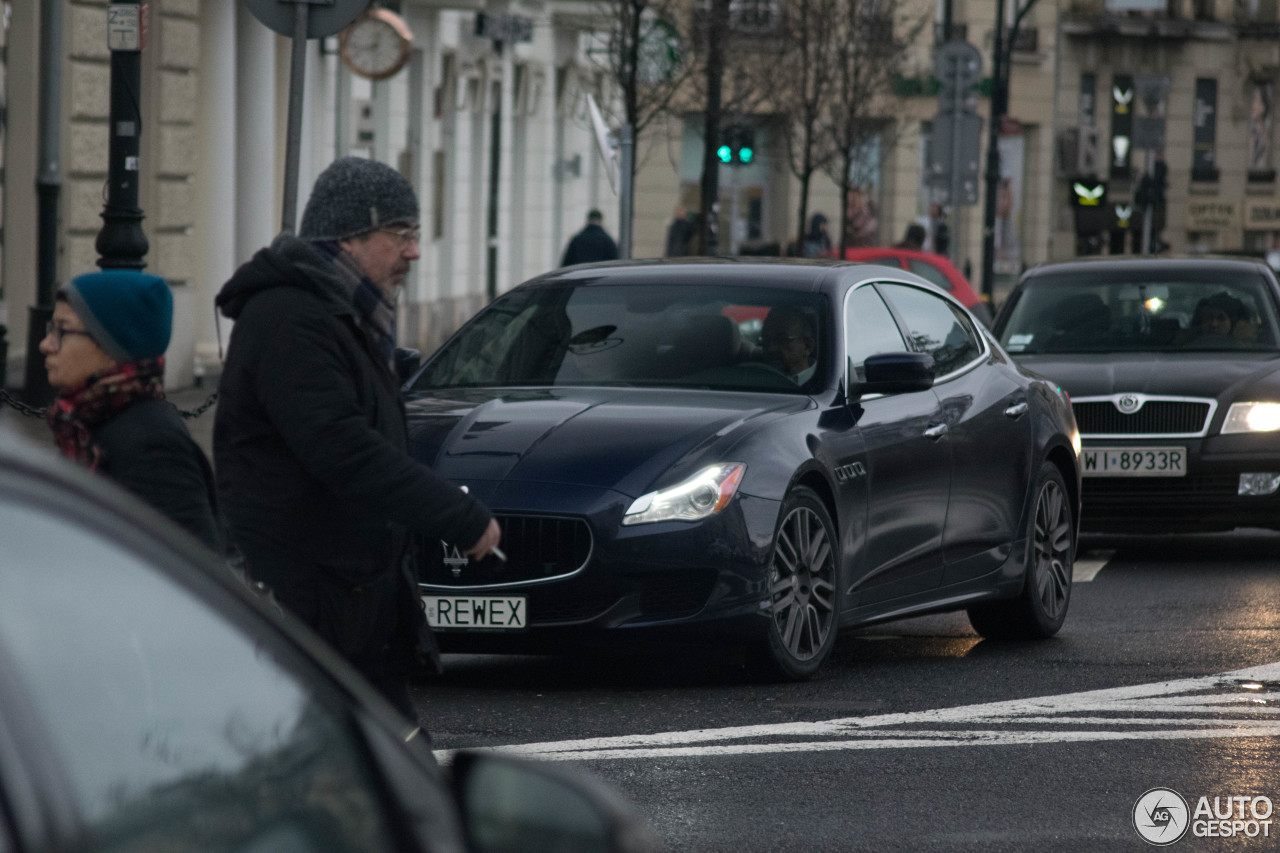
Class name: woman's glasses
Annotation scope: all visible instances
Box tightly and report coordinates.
[45,321,95,350]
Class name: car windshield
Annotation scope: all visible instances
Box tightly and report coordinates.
[999,269,1280,354]
[414,283,829,393]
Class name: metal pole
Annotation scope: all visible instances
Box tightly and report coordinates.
[980,0,1006,304]
[486,44,503,302]
[1140,148,1154,255]
[619,123,635,259]
[281,1,310,233]
[23,0,65,402]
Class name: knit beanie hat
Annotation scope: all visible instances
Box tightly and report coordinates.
[298,156,420,241]
[59,271,173,363]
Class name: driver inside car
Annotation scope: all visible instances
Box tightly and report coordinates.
[761,307,818,384]
[1181,292,1250,348]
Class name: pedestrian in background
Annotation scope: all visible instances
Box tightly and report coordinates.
[214,156,500,734]
[561,209,619,266]
[804,213,832,258]
[665,204,696,257]
[42,271,222,551]
[894,223,927,250]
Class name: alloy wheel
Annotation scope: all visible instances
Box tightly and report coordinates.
[1032,478,1073,621]
[768,505,836,661]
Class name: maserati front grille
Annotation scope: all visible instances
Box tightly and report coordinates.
[419,513,593,588]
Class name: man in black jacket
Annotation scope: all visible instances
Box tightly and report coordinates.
[214,157,500,731]
[561,209,619,266]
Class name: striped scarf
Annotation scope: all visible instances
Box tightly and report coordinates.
[314,241,397,374]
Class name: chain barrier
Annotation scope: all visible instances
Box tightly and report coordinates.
[0,388,219,420]
[0,389,49,418]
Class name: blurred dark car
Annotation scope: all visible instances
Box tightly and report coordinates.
[404,259,1081,680]
[993,256,1280,533]
[842,247,993,327]
[0,435,655,853]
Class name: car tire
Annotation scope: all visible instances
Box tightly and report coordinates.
[967,460,1074,641]
[750,487,840,681]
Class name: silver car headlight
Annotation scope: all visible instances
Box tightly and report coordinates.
[1222,402,1280,434]
[622,463,746,525]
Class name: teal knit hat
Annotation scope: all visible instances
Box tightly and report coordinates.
[59,271,173,363]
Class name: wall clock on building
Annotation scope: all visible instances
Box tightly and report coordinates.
[339,8,413,80]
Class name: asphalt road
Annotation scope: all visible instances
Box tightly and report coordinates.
[419,530,1280,852]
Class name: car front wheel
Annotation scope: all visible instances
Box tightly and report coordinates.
[751,487,840,680]
[968,460,1074,640]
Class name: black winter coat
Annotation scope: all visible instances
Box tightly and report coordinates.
[213,235,493,598]
[95,399,222,552]
[561,223,619,267]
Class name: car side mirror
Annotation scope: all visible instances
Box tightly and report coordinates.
[860,352,935,394]
[451,751,660,853]
[395,347,422,386]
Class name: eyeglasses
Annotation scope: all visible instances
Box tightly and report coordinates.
[45,321,95,350]
[379,224,421,247]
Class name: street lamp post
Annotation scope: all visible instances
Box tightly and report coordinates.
[97,1,150,270]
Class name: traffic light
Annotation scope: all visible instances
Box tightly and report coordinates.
[718,125,755,166]
[1070,177,1108,256]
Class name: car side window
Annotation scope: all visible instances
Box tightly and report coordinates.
[0,499,400,852]
[844,285,910,381]
[877,283,983,376]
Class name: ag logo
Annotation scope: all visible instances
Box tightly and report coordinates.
[1116,393,1143,414]
[441,541,468,578]
[1134,787,1189,845]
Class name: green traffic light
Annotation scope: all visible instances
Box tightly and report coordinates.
[717,144,732,164]
[737,147,754,164]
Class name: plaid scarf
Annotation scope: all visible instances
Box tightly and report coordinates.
[314,241,397,374]
[46,358,166,472]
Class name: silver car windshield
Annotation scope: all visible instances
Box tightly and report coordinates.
[999,272,1280,354]
[415,284,829,393]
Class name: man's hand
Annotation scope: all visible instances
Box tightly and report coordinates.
[463,518,502,560]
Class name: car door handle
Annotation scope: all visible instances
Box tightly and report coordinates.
[924,424,948,441]
[1004,402,1029,418]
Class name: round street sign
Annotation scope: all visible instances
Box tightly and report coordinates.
[242,0,368,39]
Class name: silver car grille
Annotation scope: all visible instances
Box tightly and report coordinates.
[1071,394,1217,438]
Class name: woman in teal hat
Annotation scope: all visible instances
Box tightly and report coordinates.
[41,270,221,550]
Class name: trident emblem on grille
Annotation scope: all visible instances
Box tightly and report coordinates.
[1116,393,1142,414]
[441,541,468,578]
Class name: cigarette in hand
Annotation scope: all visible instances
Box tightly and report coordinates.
[491,546,507,562]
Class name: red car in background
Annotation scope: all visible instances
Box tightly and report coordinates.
[843,247,993,327]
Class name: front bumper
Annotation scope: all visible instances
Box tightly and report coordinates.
[1080,437,1280,532]
[418,484,781,651]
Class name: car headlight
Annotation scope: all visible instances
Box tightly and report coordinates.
[622,463,746,526]
[1222,402,1280,434]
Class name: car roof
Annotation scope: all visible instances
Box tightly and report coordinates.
[1020,255,1275,281]
[517,257,897,291]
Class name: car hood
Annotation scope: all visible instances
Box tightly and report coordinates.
[403,387,807,496]
[1016,352,1280,400]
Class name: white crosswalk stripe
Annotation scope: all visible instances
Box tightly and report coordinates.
[438,662,1280,762]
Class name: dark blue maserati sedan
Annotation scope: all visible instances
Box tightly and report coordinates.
[404,259,1081,679]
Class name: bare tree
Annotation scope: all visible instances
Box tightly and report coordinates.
[766,0,840,256]
[821,0,922,253]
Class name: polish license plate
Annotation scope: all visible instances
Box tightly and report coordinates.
[1082,446,1187,477]
[423,595,527,630]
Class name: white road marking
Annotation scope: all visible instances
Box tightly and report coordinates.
[436,662,1280,762]
[1073,549,1114,583]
